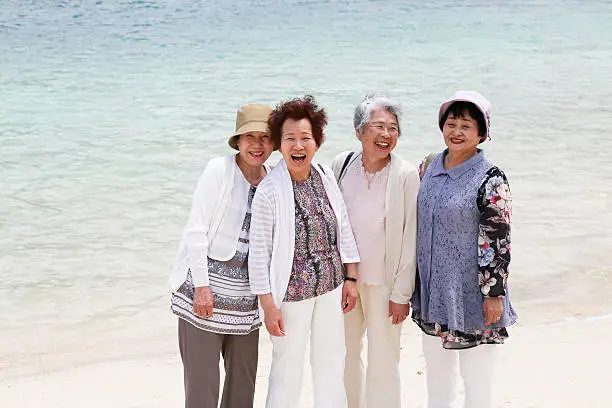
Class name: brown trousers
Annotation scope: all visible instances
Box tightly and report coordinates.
[178,318,259,408]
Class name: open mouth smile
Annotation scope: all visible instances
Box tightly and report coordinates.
[290,153,306,163]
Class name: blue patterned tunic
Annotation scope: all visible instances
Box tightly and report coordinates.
[411,150,517,349]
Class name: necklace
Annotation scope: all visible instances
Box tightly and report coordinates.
[361,155,390,190]
[364,169,377,189]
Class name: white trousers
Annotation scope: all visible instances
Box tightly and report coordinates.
[266,286,347,408]
[344,284,402,408]
[422,334,496,408]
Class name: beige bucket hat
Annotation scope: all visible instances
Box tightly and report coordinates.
[228,103,273,150]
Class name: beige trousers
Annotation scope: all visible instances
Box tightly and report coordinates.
[344,284,402,408]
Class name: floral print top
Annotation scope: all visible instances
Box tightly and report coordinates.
[284,168,344,302]
[477,167,512,297]
[411,150,517,349]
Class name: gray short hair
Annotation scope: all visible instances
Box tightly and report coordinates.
[353,94,402,135]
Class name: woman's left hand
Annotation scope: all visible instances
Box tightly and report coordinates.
[388,301,410,325]
[483,297,504,326]
[342,281,358,313]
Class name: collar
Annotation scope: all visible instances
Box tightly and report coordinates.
[430,149,485,180]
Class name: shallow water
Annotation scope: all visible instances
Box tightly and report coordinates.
[1,0,611,327]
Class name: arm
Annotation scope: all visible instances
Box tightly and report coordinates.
[247,186,285,336]
[337,189,359,313]
[185,161,223,288]
[248,187,274,296]
[335,177,360,264]
[341,262,359,313]
[477,167,512,324]
[389,168,420,305]
[323,166,361,312]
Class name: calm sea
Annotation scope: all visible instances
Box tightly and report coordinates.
[1,0,611,327]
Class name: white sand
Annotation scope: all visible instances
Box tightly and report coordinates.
[2,269,611,408]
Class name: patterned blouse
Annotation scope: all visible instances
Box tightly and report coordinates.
[284,168,344,302]
[411,150,517,349]
[171,186,261,335]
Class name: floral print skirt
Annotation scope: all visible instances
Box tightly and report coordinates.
[412,310,509,350]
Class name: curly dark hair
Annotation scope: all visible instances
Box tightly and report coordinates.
[268,95,328,148]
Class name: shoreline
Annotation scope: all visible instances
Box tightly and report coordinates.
[2,267,610,407]
[2,317,610,407]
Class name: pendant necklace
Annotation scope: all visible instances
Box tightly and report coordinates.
[364,170,377,190]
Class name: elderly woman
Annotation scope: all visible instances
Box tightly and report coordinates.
[249,95,360,408]
[331,94,419,408]
[170,104,274,408]
[411,91,517,408]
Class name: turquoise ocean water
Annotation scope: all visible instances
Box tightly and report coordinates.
[1,0,611,328]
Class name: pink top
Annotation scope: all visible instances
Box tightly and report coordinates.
[340,155,389,286]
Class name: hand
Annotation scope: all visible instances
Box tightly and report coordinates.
[259,294,285,337]
[342,281,358,313]
[483,297,503,326]
[193,286,214,318]
[388,301,410,325]
[263,305,285,337]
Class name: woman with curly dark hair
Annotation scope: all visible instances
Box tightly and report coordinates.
[249,95,360,408]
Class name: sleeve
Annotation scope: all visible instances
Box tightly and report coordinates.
[184,162,222,287]
[338,193,361,264]
[390,168,420,304]
[247,186,275,295]
[418,153,437,181]
[477,167,512,298]
[324,166,360,264]
[418,157,427,180]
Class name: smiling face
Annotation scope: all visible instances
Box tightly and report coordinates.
[279,118,319,181]
[442,111,483,156]
[235,131,274,168]
[357,108,399,161]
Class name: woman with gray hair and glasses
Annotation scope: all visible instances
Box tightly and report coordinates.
[332,94,420,408]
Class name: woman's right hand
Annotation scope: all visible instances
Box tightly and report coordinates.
[264,305,285,337]
[259,294,285,337]
[193,286,214,318]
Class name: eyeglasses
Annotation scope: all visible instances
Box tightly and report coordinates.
[367,121,399,136]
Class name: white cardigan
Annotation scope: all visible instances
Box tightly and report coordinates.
[170,155,269,290]
[332,150,420,304]
[248,159,360,309]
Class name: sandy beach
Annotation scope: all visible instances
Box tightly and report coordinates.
[2,266,610,408]
[3,1,612,407]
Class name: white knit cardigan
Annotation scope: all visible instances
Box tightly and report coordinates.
[170,155,270,290]
[248,158,360,310]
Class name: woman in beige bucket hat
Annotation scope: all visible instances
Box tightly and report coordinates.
[170,103,274,408]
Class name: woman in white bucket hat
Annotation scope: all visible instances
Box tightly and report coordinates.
[411,91,517,408]
[170,103,274,408]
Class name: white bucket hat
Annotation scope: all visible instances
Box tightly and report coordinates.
[438,91,492,140]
